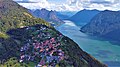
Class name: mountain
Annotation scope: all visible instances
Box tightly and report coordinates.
[0,0,107,67]
[56,11,77,20]
[0,24,106,67]
[29,9,64,26]
[81,10,120,42]
[0,0,50,37]
[69,9,100,26]
[56,12,70,20]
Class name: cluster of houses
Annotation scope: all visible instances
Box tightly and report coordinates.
[19,25,65,67]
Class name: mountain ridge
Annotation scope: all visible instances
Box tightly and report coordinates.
[81,10,120,42]
[29,9,64,26]
[69,9,100,26]
[0,0,50,34]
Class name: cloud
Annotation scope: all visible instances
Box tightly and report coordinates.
[17,0,83,11]
[14,0,44,2]
[18,0,51,9]
[87,0,120,11]
[14,0,120,11]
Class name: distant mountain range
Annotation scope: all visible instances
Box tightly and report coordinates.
[29,9,64,26]
[81,10,120,42]
[69,9,100,26]
[56,11,77,20]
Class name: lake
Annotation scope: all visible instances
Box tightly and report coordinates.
[56,20,120,67]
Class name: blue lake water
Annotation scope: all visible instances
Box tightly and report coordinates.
[56,20,120,67]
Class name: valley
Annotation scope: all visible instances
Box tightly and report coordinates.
[56,20,120,67]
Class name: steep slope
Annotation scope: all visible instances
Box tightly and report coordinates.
[0,0,107,67]
[29,9,64,26]
[81,10,120,41]
[0,0,50,34]
[0,24,107,67]
[69,9,100,26]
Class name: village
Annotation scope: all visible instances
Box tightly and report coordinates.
[19,25,65,67]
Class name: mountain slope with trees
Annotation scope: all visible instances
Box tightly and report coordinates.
[69,9,100,26]
[0,0,50,38]
[81,10,120,42]
[0,0,107,67]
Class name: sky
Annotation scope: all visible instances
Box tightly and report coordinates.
[14,0,120,11]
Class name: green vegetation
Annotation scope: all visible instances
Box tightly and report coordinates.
[0,32,9,38]
[27,62,36,67]
[0,25,88,67]
[0,25,107,67]
[58,37,88,67]
[0,0,50,38]
[0,57,30,67]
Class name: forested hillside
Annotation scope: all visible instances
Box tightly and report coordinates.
[0,0,50,38]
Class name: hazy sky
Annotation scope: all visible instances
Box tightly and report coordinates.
[14,0,120,11]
